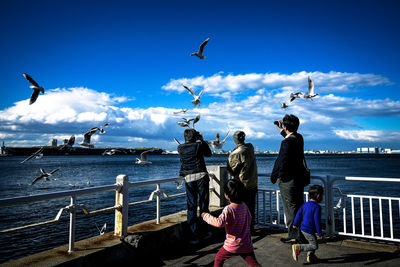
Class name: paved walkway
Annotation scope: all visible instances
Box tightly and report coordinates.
[161,228,400,266]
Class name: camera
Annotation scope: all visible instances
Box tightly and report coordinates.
[273,121,279,126]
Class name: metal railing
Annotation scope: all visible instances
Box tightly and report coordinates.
[256,174,400,243]
[0,174,185,253]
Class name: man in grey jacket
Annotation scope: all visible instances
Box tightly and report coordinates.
[227,130,258,232]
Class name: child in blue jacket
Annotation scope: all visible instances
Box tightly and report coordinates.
[292,185,324,264]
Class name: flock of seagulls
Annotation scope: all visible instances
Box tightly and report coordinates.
[276,76,319,110]
[172,38,231,150]
[20,36,321,184]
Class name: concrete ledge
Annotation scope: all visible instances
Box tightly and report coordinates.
[3,208,222,267]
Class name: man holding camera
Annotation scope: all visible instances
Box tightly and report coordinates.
[178,128,213,245]
[271,114,305,244]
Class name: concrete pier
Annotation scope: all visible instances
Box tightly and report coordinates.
[3,210,399,266]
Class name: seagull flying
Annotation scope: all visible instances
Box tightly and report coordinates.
[289,92,303,102]
[191,114,200,129]
[135,149,154,165]
[23,73,45,105]
[304,76,319,100]
[183,85,205,107]
[190,37,210,59]
[173,109,190,115]
[102,148,126,156]
[30,168,60,185]
[21,147,44,163]
[274,101,289,109]
[79,123,109,148]
[209,131,230,149]
[59,135,75,150]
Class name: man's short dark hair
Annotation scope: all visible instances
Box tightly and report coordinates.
[224,179,245,204]
[233,130,246,144]
[184,128,197,142]
[308,184,324,200]
[282,114,300,132]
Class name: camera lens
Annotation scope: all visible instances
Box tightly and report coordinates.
[273,121,279,126]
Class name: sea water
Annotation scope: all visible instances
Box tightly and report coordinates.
[0,154,399,263]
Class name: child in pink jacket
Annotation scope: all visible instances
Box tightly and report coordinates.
[201,179,262,267]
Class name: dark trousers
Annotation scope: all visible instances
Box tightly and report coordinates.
[214,247,262,267]
[278,178,304,240]
[242,187,257,230]
[185,176,210,239]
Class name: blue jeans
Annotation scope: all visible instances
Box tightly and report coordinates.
[185,175,210,239]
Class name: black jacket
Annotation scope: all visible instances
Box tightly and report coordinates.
[271,131,304,184]
[178,140,212,177]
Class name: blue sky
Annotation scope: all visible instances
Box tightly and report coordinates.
[1,0,400,151]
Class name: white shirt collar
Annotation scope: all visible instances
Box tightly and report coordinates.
[285,132,293,139]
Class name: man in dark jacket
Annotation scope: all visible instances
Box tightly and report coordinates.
[178,128,212,244]
[271,114,305,243]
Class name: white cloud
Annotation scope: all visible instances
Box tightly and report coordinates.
[333,130,400,142]
[1,71,400,150]
[162,71,391,96]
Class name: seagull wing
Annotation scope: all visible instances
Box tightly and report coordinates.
[30,174,45,185]
[222,130,230,143]
[40,168,46,175]
[290,96,296,102]
[193,114,200,124]
[308,76,315,95]
[103,123,110,128]
[197,88,205,98]
[29,89,40,105]
[68,135,75,146]
[49,168,60,175]
[140,150,152,161]
[183,85,196,98]
[198,37,210,55]
[23,73,40,87]
[174,138,181,145]
[21,154,35,163]
[83,132,92,144]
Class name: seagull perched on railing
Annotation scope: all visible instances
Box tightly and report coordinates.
[21,147,44,163]
[95,222,106,235]
[183,85,205,107]
[190,37,210,59]
[304,76,319,100]
[135,149,154,165]
[30,168,60,185]
[23,73,44,105]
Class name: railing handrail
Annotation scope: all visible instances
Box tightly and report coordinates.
[0,184,120,207]
[0,176,184,208]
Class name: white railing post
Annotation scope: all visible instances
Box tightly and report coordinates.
[115,174,129,237]
[325,175,335,236]
[156,184,161,224]
[207,165,228,207]
[68,195,76,253]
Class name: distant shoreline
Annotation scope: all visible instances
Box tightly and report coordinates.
[0,146,163,156]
